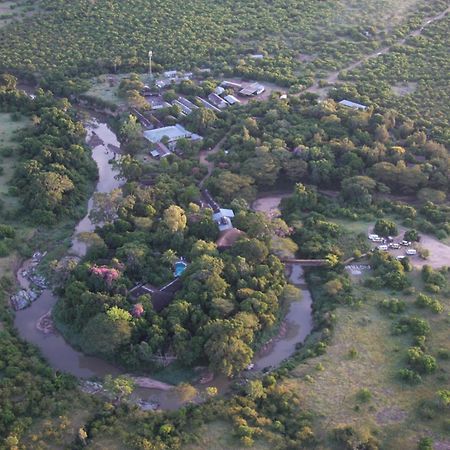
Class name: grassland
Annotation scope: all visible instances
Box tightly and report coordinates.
[84,74,129,108]
[184,421,273,450]
[340,12,450,139]
[187,268,449,449]
[0,112,29,211]
[282,274,449,449]
[0,0,39,29]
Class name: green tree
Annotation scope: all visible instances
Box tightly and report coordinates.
[81,313,131,357]
[163,205,187,233]
[89,188,124,224]
[374,219,397,237]
[104,375,135,403]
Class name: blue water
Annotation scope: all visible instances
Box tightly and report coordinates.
[174,262,187,277]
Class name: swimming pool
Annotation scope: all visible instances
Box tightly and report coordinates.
[174,261,187,277]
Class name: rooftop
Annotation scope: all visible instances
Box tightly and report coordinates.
[239,83,265,96]
[216,228,245,249]
[143,124,202,143]
[338,99,368,110]
[213,208,235,231]
[224,94,240,105]
[208,93,228,109]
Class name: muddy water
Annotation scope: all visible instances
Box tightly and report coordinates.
[70,121,123,257]
[14,289,121,377]
[14,120,125,377]
[254,264,313,369]
[14,149,314,409]
[252,193,314,368]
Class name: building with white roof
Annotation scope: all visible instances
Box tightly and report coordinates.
[143,124,202,144]
[208,93,228,109]
[338,99,368,111]
[172,100,193,115]
[214,86,225,96]
[224,94,240,105]
[213,208,235,231]
[239,82,265,96]
[221,81,242,90]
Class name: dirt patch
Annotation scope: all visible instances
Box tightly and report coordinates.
[252,192,291,217]
[222,78,287,104]
[131,376,173,391]
[376,407,407,424]
[412,232,450,269]
[297,53,316,63]
[392,82,418,96]
[36,309,56,335]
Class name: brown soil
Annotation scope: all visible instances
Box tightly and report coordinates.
[131,376,173,391]
[36,309,56,335]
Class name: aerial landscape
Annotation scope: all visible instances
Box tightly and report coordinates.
[0,0,449,449]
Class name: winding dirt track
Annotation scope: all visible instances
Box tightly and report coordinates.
[304,7,450,98]
[198,135,227,187]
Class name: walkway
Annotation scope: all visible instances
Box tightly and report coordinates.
[198,135,227,187]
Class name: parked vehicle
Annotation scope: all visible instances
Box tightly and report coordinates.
[401,240,411,246]
[378,245,388,251]
[406,249,417,255]
[389,243,400,249]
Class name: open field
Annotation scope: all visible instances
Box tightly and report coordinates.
[283,277,450,449]
[184,421,273,450]
[0,0,39,29]
[85,74,130,107]
[0,112,29,211]
[339,10,450,138]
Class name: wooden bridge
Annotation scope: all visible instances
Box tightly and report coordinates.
[280,258,328,267]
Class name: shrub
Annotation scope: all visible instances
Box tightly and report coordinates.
[415,293,444,313]
[404,229,420,242]
[393,317,431,337]
[418,437,433,450]
[379,298,406,314]
[407,347,437,374]
[398,368,422,385]
[0,224,15,239]
[437,348,450,360]
[356,388,372,403]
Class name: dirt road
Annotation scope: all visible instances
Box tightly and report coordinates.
[198,135,227,187]
[304,6,450,98]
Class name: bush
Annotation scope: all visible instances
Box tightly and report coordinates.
[418,437,434,450]
[0,224,15,239]
[404,229,420,242]
[356,388,372,403]
[407,347,437,374]
[415,293,444,313]
[437,348,450,360]
[398,368,422,385]
[379,298,406,314]
[393,317,431,337]
[436,229,448,240]
[374,219,398,237]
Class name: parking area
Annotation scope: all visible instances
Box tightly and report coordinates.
[367,227,450,269]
